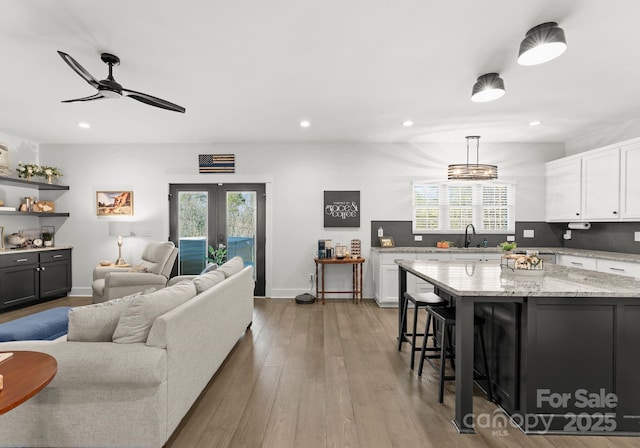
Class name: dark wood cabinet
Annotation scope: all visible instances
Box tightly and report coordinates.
[0,249,72,311]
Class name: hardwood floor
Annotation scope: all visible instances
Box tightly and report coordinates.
[2,297,637,447]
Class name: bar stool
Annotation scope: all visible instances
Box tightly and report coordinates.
[397,292,447,369]
[418,305,493,404]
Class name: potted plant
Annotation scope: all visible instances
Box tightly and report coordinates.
[42,231,54,247]
[499,241,517,253]
[207,243,227,265]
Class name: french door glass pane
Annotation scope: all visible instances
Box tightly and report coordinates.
[178,191,208,275]
[226,191,256,276]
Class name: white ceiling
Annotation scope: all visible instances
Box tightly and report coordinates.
[1,0,640,145]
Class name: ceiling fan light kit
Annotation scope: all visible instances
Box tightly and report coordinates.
[57,51,186,113]
[448,136,498,180]
[470,73,506,103]
[518,22,567,66]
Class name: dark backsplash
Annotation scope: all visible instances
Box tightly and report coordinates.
[370,220,640,254]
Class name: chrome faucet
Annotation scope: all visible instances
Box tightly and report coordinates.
[464,224,476,248]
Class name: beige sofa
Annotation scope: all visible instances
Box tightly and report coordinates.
[0,258,254,448]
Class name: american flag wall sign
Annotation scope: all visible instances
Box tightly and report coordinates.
[198,154,235,173]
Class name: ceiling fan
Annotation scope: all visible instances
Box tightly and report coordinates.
[57,51,186,113]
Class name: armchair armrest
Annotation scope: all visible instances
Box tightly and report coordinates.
[93,265,132,281]
[102,272,168,301]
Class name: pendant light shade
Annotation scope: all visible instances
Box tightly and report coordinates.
[448,136,498,180]
[518,22,567,66]
[470,73,505,103]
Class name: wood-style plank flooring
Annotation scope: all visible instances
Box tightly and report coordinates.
[2,297,638,448]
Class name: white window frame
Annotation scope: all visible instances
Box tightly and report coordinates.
[412,180,516,234]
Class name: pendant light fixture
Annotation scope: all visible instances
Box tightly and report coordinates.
[448,136,498,180]
[518,22,567,66]
[470,73,505,102]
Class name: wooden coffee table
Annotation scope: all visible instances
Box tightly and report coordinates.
[0,351,57,415]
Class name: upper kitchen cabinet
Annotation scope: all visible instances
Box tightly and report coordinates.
[546,137,640,223]
[546,156,582,221]
[620,142,640,219]
[582,147,620,220]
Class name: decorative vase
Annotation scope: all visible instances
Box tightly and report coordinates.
[46,174,53,184]
[26,174,31,181]
[44,240,53,247]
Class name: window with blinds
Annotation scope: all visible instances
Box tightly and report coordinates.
[412,181,515,233]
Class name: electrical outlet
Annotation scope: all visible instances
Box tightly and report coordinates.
[308,273,314,283]
[523,229,534,238]
[507,235,515,242]
[635,232,640,242]
[414,235,423,241]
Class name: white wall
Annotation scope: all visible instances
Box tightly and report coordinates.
[32,141,564,299]
[565,119,640,156]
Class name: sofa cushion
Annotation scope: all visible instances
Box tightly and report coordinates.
[113,280,197,343]
[217,256,244,278]
[192,269,226,294]
[67,290,153,342]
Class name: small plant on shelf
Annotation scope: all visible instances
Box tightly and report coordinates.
[42,231,54,247]
[16,162,41,180]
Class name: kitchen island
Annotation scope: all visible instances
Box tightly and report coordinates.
[397,259,640,435]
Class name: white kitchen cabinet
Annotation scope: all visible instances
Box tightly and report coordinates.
[372,251,453,307]
[620,142,640,219]
[556,254,597,271]
[596,259,640,279]
[582,147,620,220]
[546,157,582,222]
[450,252,502,262]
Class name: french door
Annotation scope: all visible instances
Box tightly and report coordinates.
[168,183,266,296]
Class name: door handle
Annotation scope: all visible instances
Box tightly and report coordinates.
[53,254,63,258]
[15,258,29,263]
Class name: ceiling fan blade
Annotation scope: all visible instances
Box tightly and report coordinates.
[57,51,101,89]
[61,93,107,103]
[122,88,186,113]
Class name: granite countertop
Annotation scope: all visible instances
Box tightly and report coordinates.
[371,246,640,263]
[396,259,640,298]
[0,245,73,254]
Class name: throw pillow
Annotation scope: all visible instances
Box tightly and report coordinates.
[113,281,197,344]
[192,269,226,294]
[67,289,155,342]
[200,262,218,274]
[217,256,244,278]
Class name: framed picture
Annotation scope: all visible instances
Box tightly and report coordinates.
[379,236,395,248]
[324,190,360,228]
[96,191,134,216]
[0,142,8,177]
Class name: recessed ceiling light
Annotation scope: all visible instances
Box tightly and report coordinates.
[77,122,91,129]
[529,120,542,126]
[299,120,311,128]
[402,120,414,127]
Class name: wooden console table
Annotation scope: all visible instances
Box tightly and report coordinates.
[0,351,57,415]
[314,257,365,304]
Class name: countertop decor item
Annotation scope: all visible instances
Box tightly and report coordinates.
[448,136,498,180]
[7,233,27,247]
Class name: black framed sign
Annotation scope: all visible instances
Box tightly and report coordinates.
[324,190,360,228]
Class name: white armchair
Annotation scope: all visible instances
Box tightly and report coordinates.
[92,240,179,303]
